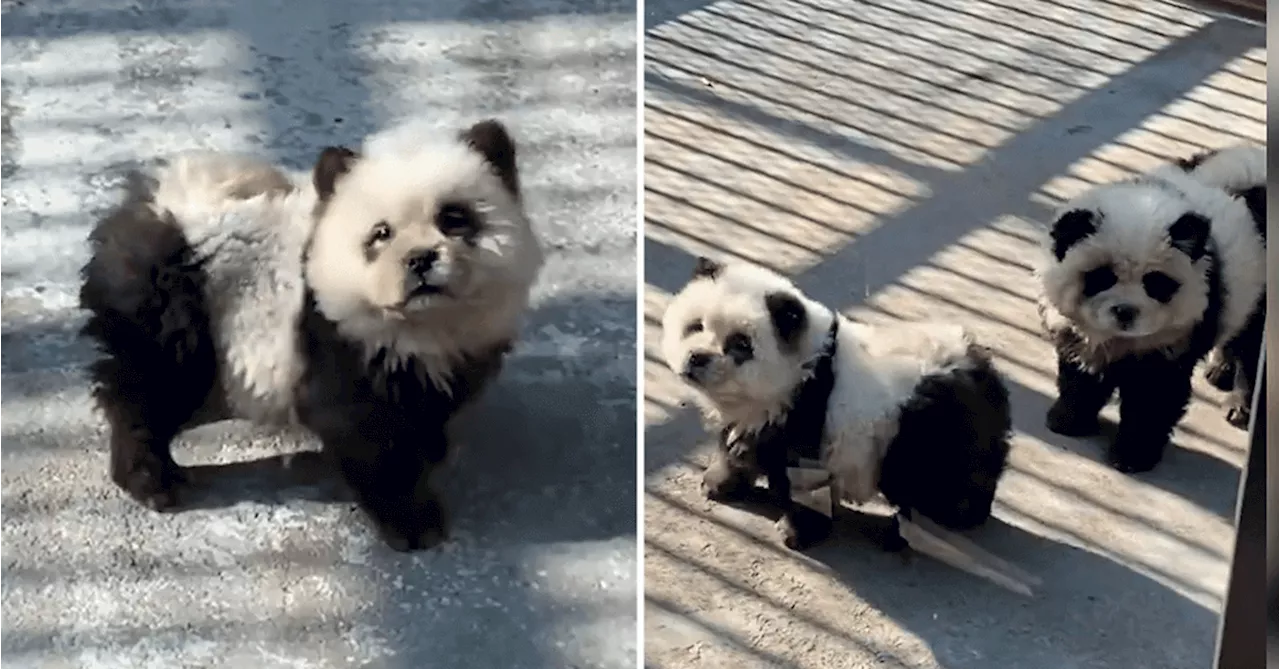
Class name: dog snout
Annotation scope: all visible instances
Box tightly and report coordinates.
[683,352,713,379]
[405,248,440,278]
[1110,304,1137,328]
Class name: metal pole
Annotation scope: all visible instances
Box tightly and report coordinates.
[1212,347,1268,669]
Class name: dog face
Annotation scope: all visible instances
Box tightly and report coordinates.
[305,120,541,329]
[1039,180,1210,344]
[662,258,822,417]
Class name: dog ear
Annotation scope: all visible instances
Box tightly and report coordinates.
[1049,209,1098,261]
[461,119,519,197]
[692,256,724,280]
[765,292,809,348]
[313,146,360,201]
[1167,212,1211,260]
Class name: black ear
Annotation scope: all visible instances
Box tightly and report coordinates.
[1168,212,1211,260]
[692,256,724,280]
[1049,209,1098,261]
[461,119,519,197]
[313,146,359,200]
[764,292,809,348]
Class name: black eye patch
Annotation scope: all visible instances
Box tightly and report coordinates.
[1081,265,1117,297]
[683,320,703,336]
[436,202,479,238]
[723,332,754,364]
[1142,271,1181,303]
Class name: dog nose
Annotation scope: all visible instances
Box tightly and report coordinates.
[684,352,712,377]
[405,248,439,277]
[1111,304,1137,327]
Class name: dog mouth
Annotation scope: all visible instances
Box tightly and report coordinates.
[377,285,452,318]
[408,283,447,300]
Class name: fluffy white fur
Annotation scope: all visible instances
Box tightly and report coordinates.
[1183,144,1268,194]
[149,151,316,422]
[662,262,983,504]
[306,128,544,389]
[146,124,544,422]
[1037,156,1265,361]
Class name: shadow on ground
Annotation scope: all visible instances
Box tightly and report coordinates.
[650,490,1220,668]
[641,0,1260,665]
[1,0,638,664]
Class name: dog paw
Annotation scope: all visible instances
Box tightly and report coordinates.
[375,496,449,552]
[1045,401,1100,437]
[881,526,909,553]
[701,462,751,502]
[1226,404,1251,430]
[774,508,832,550]
[1106,437,1166,474]
[113,453,186,512]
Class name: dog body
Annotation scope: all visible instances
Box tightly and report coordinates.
[662,260,1011,549]
[1037,145,1266,471]
[78,120,543,550]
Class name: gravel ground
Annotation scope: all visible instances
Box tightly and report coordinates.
[1,0,638,667]
[641,0,1264,666]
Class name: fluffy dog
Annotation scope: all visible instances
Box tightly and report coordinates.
[662,259,1012,550]
[1037,145,1266,472]
[1175,146,1268,428]
[79,119,544,550]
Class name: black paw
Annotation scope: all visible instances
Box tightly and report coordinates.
[1226,404,1251,430]
[1045,401,1100,437]
[1107,436,1166,474]
[1203,357,1237,391]
[374,495,449,552]
[882,524,909,553]
[112,452,186,511]
[774,507,832,550]
[701,461,752,502]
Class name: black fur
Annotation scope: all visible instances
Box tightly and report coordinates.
[1046,245,1226,472]
[1171,149,1267,429]
[461,119,520,198]
[692,256,724,280]
[701,324,1012,551]
[79,164,510,551]
[764,292,808,349]
[1237,186,1266,235]
[1210,184,1268,428]
[1167,212,1210,260]
[313,146,359,200]
[293,290,509,551]
[79,173,219,511]
[1174,151,1209,172]
[877,345,1012,532]
[1050,209,1098,261]
[702,319,839,550]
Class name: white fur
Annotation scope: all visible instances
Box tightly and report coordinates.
[150,152,317,423]
[1183,144,1267,194]
[1037,155,1266,360]
[306,128,544,391]
[145,123,543,422]
[663,262,982,505]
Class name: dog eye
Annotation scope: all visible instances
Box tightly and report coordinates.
[684,320,703,336]
[436,203,476,236]
[1081,265,1117,297]
[366,221,393,246]
[724,332,753,358]
[1142,271,1181,303]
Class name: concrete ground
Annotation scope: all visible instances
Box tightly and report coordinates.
[1,1,637,667]
[642,0,1264,667]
